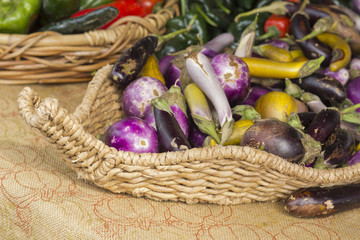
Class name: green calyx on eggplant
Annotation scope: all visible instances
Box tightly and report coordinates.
[240,119,320,165]
[284,184,360,218]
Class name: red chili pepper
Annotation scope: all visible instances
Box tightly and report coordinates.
[264,14,291,38]
[71,0,148,29]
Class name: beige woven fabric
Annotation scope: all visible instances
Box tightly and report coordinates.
[16,65,360,206]
[0,82,359,239]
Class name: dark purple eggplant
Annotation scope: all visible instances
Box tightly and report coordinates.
[284,184,360,217]
[297,112,316,129]
[292,73,346,106]
[240,119,306,163]
[111,35,158,87]
[314,128,356,169]
[151,97,192,152]
[305,108,340,143]
[290,12,331,68]
[241,84,271,106]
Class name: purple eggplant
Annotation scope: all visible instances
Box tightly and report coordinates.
[290,12,332,68]
[121,76,168,118]
[240,119,306,163]
[264,39,290,50]
[151,97,191,152]
[210,53,251,106]
[352,0,360,14]
[347,149,360,166]
[314,128,356,169]
[305,108,340,143]
[347,76,360,113]
[158,55,176,76]
[188,119,209,148]
[285,184,360,217]
[321,67,350,86]
[350,57,360,70]
[297,112,316,129]
[241,84,271,106]
[292,73,346,106]
[202,33,235,58]
[103,117,158,153]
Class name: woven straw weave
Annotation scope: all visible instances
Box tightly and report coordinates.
[0,0,178,84]
[18,64,360,205]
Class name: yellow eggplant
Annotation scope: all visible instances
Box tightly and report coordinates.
[141,54,166,84]
[254,91,298,122]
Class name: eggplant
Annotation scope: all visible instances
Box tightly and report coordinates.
[347,77,360,113]
[240,119,306,163]
[305,108,340,143]
[284,184,360,217]
[290,12,332,68]
[292,73,346,106]
[297,112,316,128]
[321,67,350,86]
[151,97,192,152]
[347,149,360,166]
[241,84,271,106]
[314,128,356,169]
[111,35,159,87]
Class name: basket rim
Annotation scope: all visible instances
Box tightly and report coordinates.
[17,64,360,187]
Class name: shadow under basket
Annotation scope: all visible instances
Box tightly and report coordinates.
[18,65,360,205]
[0,0,178,85]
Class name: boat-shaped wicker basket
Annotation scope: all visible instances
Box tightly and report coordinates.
[0,0,178,85]
[17,64,360,205]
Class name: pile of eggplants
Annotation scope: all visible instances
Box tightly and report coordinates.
[98,0,360,217]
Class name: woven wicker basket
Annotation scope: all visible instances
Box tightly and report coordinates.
[17,64,360,205]
[0,0,178,85]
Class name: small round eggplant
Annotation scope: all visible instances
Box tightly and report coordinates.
[305,108,341,143]
[122,76,168,118]
[240,119,306,163]
[210,53,251,106]
[292,73,346,106]
[103,117,159,153]
[285,184,360,217]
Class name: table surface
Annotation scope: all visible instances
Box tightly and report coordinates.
[1,82,360,240]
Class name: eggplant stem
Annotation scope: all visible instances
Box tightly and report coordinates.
[220,119,234,145]
[298,56,324,78]
[300,17,334,41]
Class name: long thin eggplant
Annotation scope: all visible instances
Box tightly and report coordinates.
[305,108,340,143]
[284,184,360,217]
[151,97,192,152]
[292,73,346,106]
[290,11,331,68]
[110,19,194,87]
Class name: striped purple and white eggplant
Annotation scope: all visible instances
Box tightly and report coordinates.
[184,83,220,144]
[321,67,350,86]
[186,51,234,145]
[210,53,251,107]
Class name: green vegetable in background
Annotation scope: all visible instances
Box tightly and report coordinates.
[38,0,81,26]
[156,11,208,59]
[0,0,41,34]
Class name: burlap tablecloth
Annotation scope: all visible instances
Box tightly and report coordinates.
[1,83,359,240]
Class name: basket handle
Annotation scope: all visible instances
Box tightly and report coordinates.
[18,87,65,129]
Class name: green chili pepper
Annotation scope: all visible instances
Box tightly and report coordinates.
[0,0,41,34]
[38,0,81,26]
[80,0,115,10]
